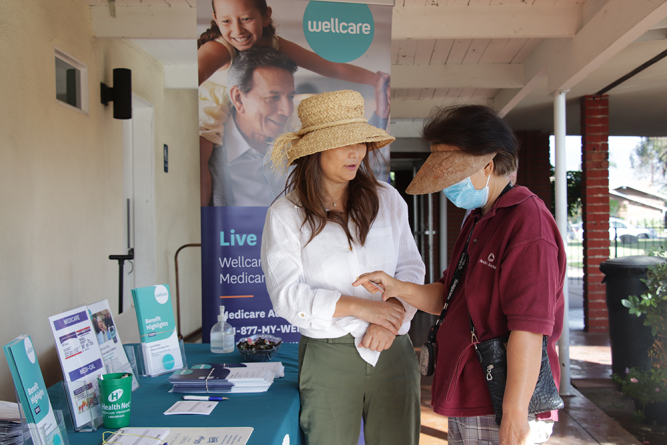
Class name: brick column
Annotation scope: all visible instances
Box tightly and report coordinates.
[581,95,610,333]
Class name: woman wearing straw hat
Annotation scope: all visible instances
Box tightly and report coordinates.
[260,90,423,445]
[355,105,566,445]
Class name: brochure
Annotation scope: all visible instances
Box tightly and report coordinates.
[47,307,104,429]
[168,366,276,393]
[87,299,139,390]
[191,362,285,378]
[131,284,183,376]
[3,335,61,445]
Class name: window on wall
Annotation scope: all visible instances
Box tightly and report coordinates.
[55,49,88,114]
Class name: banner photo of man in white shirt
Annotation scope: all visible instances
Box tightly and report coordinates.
[209,48,297,207]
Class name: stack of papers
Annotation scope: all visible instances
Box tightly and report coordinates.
[0,401,29,445]
[168,362,284,394]
[103,428,169,445]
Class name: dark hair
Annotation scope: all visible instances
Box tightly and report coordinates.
[421,105,519,176]
[228,47,297,95]
[197,0,276,49]
[285,144,381,247]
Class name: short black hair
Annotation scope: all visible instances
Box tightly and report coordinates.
[227,47,298,95]
[421,104,519,176]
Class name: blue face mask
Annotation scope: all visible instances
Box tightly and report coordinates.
[443,175,490,210]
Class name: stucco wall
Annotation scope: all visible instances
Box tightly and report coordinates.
[0,0,200,401]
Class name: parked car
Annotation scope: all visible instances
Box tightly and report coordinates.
[569,222,583,241]
[609,217,656,243]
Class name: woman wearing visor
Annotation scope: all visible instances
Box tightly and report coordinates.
[355,105,566,445]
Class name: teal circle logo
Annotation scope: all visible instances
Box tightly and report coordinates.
[303,1,374,63]
[163,354,175,370]
[53,435,62,445]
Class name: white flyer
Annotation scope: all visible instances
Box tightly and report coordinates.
[163,427,253,445]
[47,307,104,429]
[87,299,139,391]
[163,401,218,415]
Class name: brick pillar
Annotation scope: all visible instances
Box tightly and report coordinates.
[581,95,610,333]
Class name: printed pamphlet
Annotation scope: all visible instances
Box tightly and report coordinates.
[3,335,61,445]
[47,307,104,429]
[87,299,139,390]
[131,284,183,376]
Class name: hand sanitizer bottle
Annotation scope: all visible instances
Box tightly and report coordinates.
[210,306,236,353]
[210,306,226,353]
[222,307,236,353]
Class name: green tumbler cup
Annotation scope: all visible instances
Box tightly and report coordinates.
[98,373,133,428]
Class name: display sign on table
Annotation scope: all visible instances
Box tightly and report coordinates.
[47,307,105,429]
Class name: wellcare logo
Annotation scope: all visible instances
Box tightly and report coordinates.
[24,338,36,364]
[108,389,123,402]
[154,284,169,304]
[303,2,374,63]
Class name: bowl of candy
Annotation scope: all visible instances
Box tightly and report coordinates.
[236,334,283,362]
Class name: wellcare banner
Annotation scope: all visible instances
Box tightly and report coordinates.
[198,0,392,342]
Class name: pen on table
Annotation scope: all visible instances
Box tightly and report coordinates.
[182,396,228,401]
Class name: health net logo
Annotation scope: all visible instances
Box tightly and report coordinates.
[303,2,374,63]
[108,389,123,403]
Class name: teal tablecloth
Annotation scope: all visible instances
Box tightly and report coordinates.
[48,343,302,445]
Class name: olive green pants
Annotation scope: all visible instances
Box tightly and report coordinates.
[298,334,421,445]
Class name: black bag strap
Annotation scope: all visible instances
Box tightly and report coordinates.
[426,220,477,343]
[428,181,514,344]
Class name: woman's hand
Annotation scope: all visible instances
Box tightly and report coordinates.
[356,299,405,334]
[353,271,403,301]
[499,413,531,445]
[360,324,395,352]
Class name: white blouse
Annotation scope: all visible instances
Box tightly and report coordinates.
[260,184,425,365]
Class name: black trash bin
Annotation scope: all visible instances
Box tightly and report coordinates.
[599,255,664,377]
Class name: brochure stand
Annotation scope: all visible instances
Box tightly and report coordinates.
[13,387,70,445]
[60,380,102,432]
[123,340,187,377]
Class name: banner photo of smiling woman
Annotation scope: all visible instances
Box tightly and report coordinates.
[197,0,394,343]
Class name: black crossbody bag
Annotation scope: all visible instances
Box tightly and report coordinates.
[419,183,563,424]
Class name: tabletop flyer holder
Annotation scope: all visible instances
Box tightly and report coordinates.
[123,340,187,377]
[60,379,102,432]
[13,385,70,445]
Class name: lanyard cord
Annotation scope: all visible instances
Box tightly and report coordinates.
[427,181,514,344]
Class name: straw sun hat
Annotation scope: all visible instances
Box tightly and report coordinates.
[405,146,496,195]
[270,90,394,173]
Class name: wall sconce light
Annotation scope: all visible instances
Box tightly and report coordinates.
[100,68,132,119]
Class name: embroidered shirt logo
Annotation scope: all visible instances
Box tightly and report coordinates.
[479,252,497,270]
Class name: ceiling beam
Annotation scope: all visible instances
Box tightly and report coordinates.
[392,98,490,119]
[91,6,197,39]
[546,0,667,93]
[496,67,546,118]
[392,4,582,40]
[392,64,524,89]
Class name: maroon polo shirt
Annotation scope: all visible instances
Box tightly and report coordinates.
[431,185,565,420]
